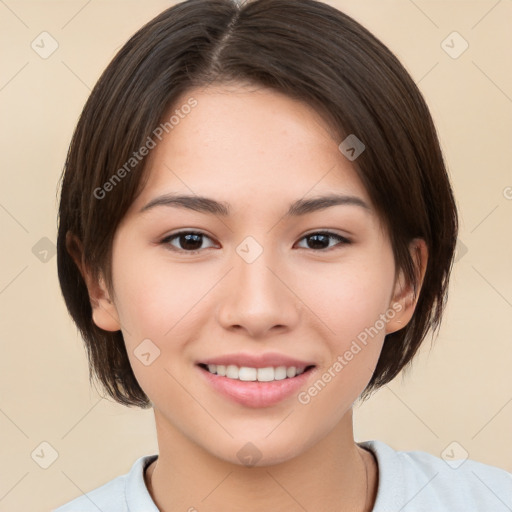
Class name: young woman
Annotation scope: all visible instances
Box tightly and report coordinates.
[54,0,512,510]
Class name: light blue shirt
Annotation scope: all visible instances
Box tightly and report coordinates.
[53,440,512,511]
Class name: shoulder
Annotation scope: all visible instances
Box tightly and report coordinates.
[52,474,127,512]
[360,439,512,512]
[52,454,158,512]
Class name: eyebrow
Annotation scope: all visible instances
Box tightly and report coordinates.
[139,193,371,217]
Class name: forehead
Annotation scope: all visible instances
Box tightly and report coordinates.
[130,84,372,216]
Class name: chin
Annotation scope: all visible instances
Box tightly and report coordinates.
[205,431,315,469]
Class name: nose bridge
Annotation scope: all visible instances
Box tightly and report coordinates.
[216,234,299,336]
[234,234,283,306]
[238,241,278,292]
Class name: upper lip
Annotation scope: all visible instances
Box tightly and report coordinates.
[198,352,316,369]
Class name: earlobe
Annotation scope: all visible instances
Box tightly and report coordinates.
[89,274,122,332]
[65,231,121,332]
[385,238,428,334]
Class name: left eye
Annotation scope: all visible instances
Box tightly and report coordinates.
[295,232,350,250]
[161,231,350,254]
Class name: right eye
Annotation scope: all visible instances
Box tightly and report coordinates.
[160,231,217,254]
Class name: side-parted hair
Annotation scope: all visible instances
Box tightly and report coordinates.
[57,0,458,408]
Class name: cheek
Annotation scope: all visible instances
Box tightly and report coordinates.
[111,247,209,342]
[111,252,200,402]
[301,257,395,343]
[297,252,395,404]
[298,277,391,420]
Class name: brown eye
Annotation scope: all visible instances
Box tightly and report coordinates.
[295,231,351,251]
[161,231,216,254]
[160,230,351,255]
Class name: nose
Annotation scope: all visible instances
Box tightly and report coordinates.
[215,245,301,339]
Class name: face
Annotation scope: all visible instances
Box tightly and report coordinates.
[89,83,423,466]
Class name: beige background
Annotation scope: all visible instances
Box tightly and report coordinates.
[0,1,511,511]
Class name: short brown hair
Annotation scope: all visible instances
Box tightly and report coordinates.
[57,0,458,408]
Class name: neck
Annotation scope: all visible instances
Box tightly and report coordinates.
[145,408,378,512]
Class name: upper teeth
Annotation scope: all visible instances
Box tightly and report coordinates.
[206,364,305,381]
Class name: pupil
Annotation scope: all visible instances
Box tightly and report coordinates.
[308,234,328,249]
[182,233,202,250]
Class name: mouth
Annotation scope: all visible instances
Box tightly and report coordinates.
[198,363,316,382]
[196,357,317,408]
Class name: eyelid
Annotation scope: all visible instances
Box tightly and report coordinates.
[300,229,351,243]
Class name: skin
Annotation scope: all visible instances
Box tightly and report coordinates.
[75,83,427,512]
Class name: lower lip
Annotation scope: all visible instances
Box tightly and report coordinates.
[197,366,315,408]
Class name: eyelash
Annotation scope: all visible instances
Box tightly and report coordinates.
[160,230,351,255]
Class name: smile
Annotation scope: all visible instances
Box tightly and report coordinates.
[200,363,312,381]
[197,361,316,408]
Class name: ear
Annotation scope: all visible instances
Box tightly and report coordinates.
[385,238,428,334]
[65,231,121,332]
